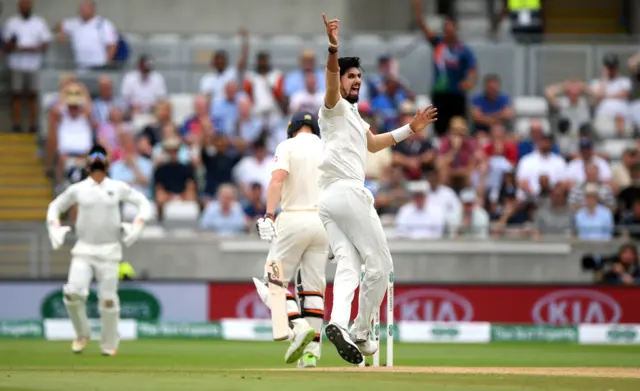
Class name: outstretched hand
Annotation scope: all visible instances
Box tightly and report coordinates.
[409,105,438,133]
[323,14,339,46]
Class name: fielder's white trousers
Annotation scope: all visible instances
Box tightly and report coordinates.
[319,180,393,340]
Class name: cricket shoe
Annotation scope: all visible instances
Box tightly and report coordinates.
[325,323,363,365]
[71,336,88,354]
[298,352,317,368]
[349,325,378,357]
[101,348,117,356]
[285,326,315,364]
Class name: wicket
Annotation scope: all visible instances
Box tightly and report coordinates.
[358,266,394,367]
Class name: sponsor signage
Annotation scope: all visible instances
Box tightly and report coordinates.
[208,284,640,325]
[43,319,137,341]
[399,322,490,343]
[0,320,43,338]
[137,322,223,339]
[579,324,640,345]
[491,324,578,343]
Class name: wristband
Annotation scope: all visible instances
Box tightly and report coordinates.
[390,124,413,143]
[264,213,275,221]
[328,46,338,54]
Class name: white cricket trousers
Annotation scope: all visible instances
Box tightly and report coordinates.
[63,255,120,350]
[266,211,329,358]
[318,180,393,340]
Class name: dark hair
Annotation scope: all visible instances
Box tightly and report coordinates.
[213,50,228,59]
[484,74,500,83]
[253,135,267,150]
[444,15,457,25]
[88,144,107,156]
[338,57,361,77]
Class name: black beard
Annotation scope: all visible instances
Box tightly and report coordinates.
[345,95,359,104]
[88,161,107,172]
[21,11,32,18]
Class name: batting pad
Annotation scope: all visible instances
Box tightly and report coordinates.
[63,296,91,338]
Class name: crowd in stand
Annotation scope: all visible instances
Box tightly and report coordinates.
[3,0,640,241]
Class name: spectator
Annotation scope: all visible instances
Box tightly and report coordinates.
[371,77,413,132]
[152,123,194,166]
[483,122,518,164]
[283,49,325,98]
[97,106,132,158]
[367,55,410,101]
[153,137,197,221]
[45,73,77,112]
[3,0,52,133]
[121,55,167,115]
[232,137,274,200]
[243,51,285,124]
[491,184,530,238]
[181,94,215,146]
[374,166,410,215]
[544,79,593,138]
[425,169,462,223]
[48,83,95,183]
[612,149,637,191]
[599,244,639,285]
[57,0,117,69]
[391,101,435,180]
[574,184,614,241]
[618,162,640,216]
[590,53,631,134]
[236,96,265,152]
[448,188,490,239]
[200,184,247,236]
[395,181,446,239]
[242,182,266,221]
[628,52,640,130]
[568,163,616,211]
[199,30,248,101]
[362,103,391,181]
[620,199,640,240]
[108,131,153,199]
[412,0,477,137]
[212,80,246,136]
[289,71,324,114]
[516,134,567,197]
[566,138,612,186]
[438,116,478,191]
[517,119,560,160]
[92,76,120,125]
[533,184,573,239]
[471,74,514,134]
[139,100,173,148]
[200,133,241,203]
[484,139,515,196]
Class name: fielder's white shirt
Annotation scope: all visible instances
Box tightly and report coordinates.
[121,70,167,113]
[566,156,612,184]
[3,15,52,71]
[318,98,370,188]
[272,133,323,211]
[516,150,568,195]
[62,16,117,68]
[46,177,152,262]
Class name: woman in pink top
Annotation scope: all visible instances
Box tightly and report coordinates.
[98,106,131,161]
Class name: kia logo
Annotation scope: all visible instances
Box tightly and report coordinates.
[532,290,622,325]
[236,292,270,319]
[394,289,474,321]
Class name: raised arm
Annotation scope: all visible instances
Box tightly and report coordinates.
[412,0,438,42]
[367,105,438,153]
[322,14,341,109]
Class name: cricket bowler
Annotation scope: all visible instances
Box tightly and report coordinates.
[46,144,152,356]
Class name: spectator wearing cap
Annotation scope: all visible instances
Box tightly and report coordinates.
[575,183,614,241]
[243,51,285,125]
[288,71,324,115]
[200,132,241,203]
[566,138,612,186]
[374,166,410,215]
[533,184,573,239]
[199,30,248,101]
[211,80,247,136]
[153,137,197,221]
[617,162,640,216]
[545,79,593,141]
[437,117,478,191]
[371,78,413,132]
[242,182,266,221]
[471,74,514,134]
[121,55,167,115]
[181,94,214,146]
[232,137,274,200]
[392,101,436,181]
[283,49,325,98]
[200,183,247,236]
[56,0,117,69]
[109,131,153,199]
[567,163,616,210]
[3,0,52,133]
[612,149,637,190]
[448,188,489,239]
[628,51,640,130]
[395,181,446,240]
[362,103,392,182]
[516,134,567,197]
[590,53,631,134]
[426,169,462,223]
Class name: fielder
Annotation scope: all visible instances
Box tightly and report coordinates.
[254,112,329,368]
[319,14,437,364]
[46,145,152,356]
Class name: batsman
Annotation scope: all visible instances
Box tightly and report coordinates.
[254,112,329,368]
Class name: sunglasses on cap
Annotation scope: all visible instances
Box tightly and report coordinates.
[88,152,106,160]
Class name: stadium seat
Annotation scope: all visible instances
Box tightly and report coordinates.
[396,41,433,96]
[345,35,387,68]
[39,70,61,93]
[146,34,185,65]
[188,71,208,93]
[458,18,491,42]
[122,201,157,222]
[160,71,188,93]
[139,224,167,239]
[163,200,200,222]
[514,96,548,117]
[169,94,196,125]
[593,116,633,139]
[185,34,222,66]
[600,139,632,160]
[262,35,304,69]
[124,33,147,64]
[514,117,550,138]
[44,42,74,68]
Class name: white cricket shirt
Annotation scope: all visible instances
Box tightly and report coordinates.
[318,98,370,189]
[46,177,152,262]
[272,133,322,211]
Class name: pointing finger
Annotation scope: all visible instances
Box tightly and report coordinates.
[322,14,328,25]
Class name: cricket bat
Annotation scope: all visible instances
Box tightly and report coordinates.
[267,260,289,341]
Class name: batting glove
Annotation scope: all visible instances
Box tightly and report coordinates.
[256,214,276,242]
[47,220,71,250]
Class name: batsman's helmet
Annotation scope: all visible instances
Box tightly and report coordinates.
[287,111,320,139]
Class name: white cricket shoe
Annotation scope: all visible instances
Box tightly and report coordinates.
[71,337,88,354]
[285,326,315,364]
[325,322,363,365]
[101,348,117,356]
[349,325,378,356]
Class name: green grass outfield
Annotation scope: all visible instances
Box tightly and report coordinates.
[1,340,639,391]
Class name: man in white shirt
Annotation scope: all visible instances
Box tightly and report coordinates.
[590,53,631,132]
[47,145,151,356]
[448,188,490,239]
[243,52,285,126]
[232,138,274,200]
[3,0,52,133]
[517,134,568,196]
[255,112,329,368]
[395,181,446,239]
[199,30,249,101]
[289,72,324,114]
[121,55,167,114]
[566,138,612,185]
[426,169,462,223]
[318,14,437,365]
[57,0,117,69]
